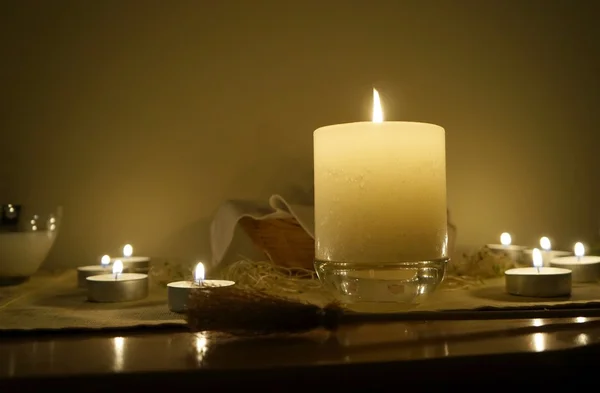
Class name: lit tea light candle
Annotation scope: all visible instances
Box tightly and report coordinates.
[87,259,149,302]
[550,242,600,283]
[487,232,526,262]
[107,244,151,273]
[77,254,129,288]
[524,237,571,267]
[505,248,571,297]
[167,262,235,313]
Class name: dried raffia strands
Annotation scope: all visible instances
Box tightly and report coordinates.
[215,248,513,302]
[219,249,507,297]
[442,246,518,290]
[441,275,485,290]
[219,258,329,296]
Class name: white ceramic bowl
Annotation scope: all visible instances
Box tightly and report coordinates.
[0,206,61,280]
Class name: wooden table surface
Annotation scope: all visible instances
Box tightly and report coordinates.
[1,315,600,391]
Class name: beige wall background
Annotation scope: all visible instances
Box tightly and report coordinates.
[1,0,599,268]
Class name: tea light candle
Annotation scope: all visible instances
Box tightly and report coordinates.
[524,237,571,267]
[167,262,235,313]
[487,232,526,262]
[505,248,571,297]
[313,88,447,264]
[87,260,149,302]
[108,244,151,273]
[550,242,600,283]
[77,255,121,288]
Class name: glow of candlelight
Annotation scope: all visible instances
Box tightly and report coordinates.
[113,260,124,279]
[500,232,512,247]
[194,262,205,285]
[372,88,383,123]
[123,244,133,258]
[101,255,111,267]
[540,237,551,251]
[532,248,543,273]
[574,242,585,261]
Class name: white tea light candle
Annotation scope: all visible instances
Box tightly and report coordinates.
[505,248,571,297]
[77,254,121,288]
[550,242,600,283]
[108,244,151,273]
[167,262,235,313]
[87,259,149,302]
[487,232,526,262]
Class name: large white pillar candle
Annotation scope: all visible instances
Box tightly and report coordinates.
[314,89,447,264]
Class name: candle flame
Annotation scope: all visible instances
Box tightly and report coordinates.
[372,88,383,123]
[532,248,543,269]
[574,242,585,258]
[500,232,512,246]
[123,244,133,258]
[112,259,124,277]
[540,237,551,251]
[101,255,111,266]
[194,262,205,284]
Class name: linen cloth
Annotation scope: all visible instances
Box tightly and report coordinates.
[209,194,314,268]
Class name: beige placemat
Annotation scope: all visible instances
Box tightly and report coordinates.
[0,270,185,330]
[420,278,600,311]
[3,270,600,331]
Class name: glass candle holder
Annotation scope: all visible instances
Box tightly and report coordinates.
[313,121,448,304]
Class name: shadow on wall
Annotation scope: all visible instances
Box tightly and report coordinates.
[156,154,314,269]
[209,154,315,269]
[155,213,264,270]
[156,215,213,262]
[223,152,314,204]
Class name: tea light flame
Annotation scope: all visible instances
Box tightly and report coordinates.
[500,232,512,246]
[194,262,205,285]
[101,255,111,267]
[532,248,543,270]
[372,88,383,123]
[113,260,124,279]
[540,236,551,251]
[123,244,133,258]
[574,242,585,259]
